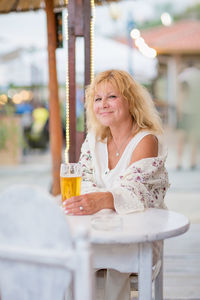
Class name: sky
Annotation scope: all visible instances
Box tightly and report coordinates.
[0,10,47,50]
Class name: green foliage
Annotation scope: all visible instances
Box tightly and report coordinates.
[138,19,162,30]
[0,121,8,149]
[183,3,200,20]
[77,113,84,132]
[139,2,200,31]
[0,117,21,152]
[4,103,15,116]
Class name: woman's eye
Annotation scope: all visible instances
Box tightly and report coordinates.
[109,95,116,99]
[94,97,101,102]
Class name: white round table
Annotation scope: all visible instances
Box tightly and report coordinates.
[67,208,190,300]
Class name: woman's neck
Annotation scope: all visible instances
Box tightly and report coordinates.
[110,119,135,143]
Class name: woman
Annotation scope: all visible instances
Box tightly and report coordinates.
[63,69,169,299]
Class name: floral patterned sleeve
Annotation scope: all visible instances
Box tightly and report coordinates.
[79,135,106,194]
[109,156,169,215]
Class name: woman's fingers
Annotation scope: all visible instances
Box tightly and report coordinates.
[64,200,82,210]
[63,196,88,215]
[63,196,82,206]
[64,206,87,215]
[64,201,94,215]
[62,193,101,215]
[64,204,95,215]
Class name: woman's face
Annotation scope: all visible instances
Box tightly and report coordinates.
[93,82,131,128]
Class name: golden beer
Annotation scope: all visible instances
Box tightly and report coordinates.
[60,176,81,202]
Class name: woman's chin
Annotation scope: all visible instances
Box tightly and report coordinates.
[99,120,113,127]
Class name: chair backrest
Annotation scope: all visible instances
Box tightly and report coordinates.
[0,184,92,300]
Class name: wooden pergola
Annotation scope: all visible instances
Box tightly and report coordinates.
[0,0,119,195]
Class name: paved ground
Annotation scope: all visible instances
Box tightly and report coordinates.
[0,128,199,299]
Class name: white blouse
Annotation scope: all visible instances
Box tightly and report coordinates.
[95,130,163,187]
[79,131,169,215]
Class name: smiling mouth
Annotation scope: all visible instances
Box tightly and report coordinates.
[99,111,113,116]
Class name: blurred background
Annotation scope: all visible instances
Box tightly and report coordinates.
[0,0,200,167]
[0,0,200,298]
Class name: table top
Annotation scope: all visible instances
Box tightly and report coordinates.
[66,208,190,244]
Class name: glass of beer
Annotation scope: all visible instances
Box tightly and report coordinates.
[60,163,82,202]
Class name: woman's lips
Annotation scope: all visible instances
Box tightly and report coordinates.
[99,111,113,116]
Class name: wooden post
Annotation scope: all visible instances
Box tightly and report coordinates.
[68,0,77,162]
[83,0,92,88]
[83,0,92,141]
[68,0,91,162]
[45,0,63,195]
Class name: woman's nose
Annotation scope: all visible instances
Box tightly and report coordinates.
[102,97,108,108]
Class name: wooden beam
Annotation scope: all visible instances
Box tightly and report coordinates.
[45,0,63,195]
[68,0,92,161]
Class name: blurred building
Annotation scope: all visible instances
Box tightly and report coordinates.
[141,19,200,128]
[116,19,200,128]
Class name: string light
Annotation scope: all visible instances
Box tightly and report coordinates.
[64,0,69,163]
[0,94,8,105]
[12,90,33,104]
[133,36,157,58]
[64,0,95,163]
[90,0,95,82]
[161,12,172,26]
[130,28,140,40]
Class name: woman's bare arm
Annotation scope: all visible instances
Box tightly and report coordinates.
[129,134,158,165]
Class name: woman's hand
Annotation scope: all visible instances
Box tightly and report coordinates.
[62,192,114,215]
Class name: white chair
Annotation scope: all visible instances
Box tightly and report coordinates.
[0,184,93,300]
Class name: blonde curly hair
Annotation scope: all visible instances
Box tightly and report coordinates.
[85,69,163,141]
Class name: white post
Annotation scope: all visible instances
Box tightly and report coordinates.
[74,227,93,300]
[138,242,152,300]
[154,241,163,300]
[167,56,178,128]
